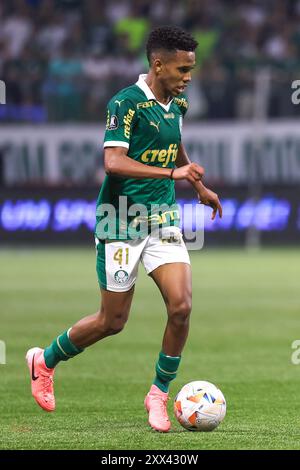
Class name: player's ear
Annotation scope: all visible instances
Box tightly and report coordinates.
[153,58,163,75]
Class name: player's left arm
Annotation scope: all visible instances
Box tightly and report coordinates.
[176,142,222,220]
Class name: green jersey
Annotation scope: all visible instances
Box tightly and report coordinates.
[95,74,189,240]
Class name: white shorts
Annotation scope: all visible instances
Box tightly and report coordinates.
[95,226,190,292]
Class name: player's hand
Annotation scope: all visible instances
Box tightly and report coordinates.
[198,187,222,220]
[172,163,204,183]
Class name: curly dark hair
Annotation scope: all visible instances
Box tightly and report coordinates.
[146,26,198,64]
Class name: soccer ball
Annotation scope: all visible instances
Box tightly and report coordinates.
[174,381,226,432]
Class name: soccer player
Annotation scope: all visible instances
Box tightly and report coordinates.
[26,26,222,432]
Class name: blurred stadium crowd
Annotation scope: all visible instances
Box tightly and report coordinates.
[1,0,300,122]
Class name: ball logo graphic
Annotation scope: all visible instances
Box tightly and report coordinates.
[114,269,129,284]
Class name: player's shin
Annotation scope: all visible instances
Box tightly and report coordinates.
[153,350,181,393]
[43,328,84,368]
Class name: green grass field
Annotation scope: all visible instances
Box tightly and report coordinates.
[0,247,300,450]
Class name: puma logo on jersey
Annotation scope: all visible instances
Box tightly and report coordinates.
[150,121,160,132]
[114,99,125,107]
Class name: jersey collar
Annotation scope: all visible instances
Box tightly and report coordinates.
[135,74,173,112]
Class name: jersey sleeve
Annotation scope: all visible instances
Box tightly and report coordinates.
[178,96,188,140]
[103,97,137,149]
[181,96,189,119]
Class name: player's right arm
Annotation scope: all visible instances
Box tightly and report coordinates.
[103,96,204,182]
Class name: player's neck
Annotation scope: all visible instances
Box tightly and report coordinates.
[145,73,172,105]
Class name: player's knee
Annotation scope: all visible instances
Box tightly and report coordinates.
[102,314,128,336]
[95,308,128,337]
[168,299,192,326]
[107,323,126,336]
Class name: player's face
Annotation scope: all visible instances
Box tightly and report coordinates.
[160,50,196,96]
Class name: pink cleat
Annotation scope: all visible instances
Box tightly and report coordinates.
[144,384,171,432]
[25,347,55,412]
